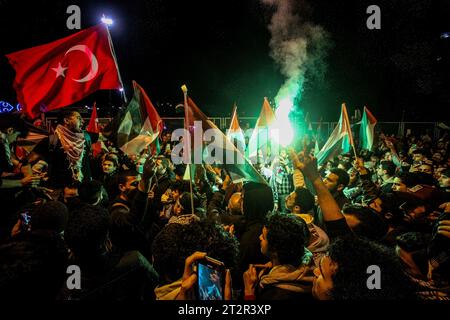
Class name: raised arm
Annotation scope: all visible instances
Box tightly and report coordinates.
[289,149,344,222]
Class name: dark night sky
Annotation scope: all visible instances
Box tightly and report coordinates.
[0,0,449,121]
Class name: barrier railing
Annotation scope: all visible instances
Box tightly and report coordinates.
[45,117,443,140]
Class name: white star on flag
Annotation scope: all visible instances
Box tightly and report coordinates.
[51,62,68,78]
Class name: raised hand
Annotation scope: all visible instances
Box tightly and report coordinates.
[288,148,320,182]
[176,251,207,300]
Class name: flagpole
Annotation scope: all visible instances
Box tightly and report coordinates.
[181,84,195,216]
[104,22,128,104]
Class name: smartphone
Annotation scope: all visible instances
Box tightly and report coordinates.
[196,256,225,300]
[19,211,31,232]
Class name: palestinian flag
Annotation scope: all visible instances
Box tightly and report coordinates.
[226,104,246,152]
[182,89,267,185]
[360,106,377,151]
[316,103,354,166]
[247,97,276,162]
[116,81,163,157]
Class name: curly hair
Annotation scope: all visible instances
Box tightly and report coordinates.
[265,213,309,267]
[152,220,239,283]
[65,205,110,258]
[329,168,350,188]
[294,187,315,213]
[328,236,417,300]
[342,204,389,241]
[242,182,274,222]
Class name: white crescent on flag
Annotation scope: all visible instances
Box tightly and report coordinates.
[65,45,99,83]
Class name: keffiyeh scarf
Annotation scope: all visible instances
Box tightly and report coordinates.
[55,125,85,182]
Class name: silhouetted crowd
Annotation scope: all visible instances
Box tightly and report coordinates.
[1,112,449,300]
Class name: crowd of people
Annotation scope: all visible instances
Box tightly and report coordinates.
[1,110,449,301]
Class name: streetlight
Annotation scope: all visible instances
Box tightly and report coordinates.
[101,15,114,26]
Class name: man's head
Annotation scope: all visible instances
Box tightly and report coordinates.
[418,161,434,175]
[161,132,170,143]
[170,180,187,202]
[341,153,352,163]
[312,237,416,300]
[432,152,443,164]
[438,169,450,189]
[173,192,200,216]
[0,113,29,142]
[102,153,119,175]
[337,161,351,172]
[399,195,427,224]
[152,220,239,283]
[392,172,416,192]
[323,168,350,193]
[63,183,79,204]
[342,204,389,241]
[241,182,274,222]
[384,152,393,162]
[174,164,186,180]
[60,111,83,133]
[227,192,242,215]
[285,187,315,214]
[79,180,106,206]
[412,149,426,163]
[370,155,379,165]
[117,170,139,200]
[155,156,168,176]
[395,232,430,279]
[377,160,396,179]
[65,205,110,259]
[260,213,309,267]
[347,167,359,186]
[31,201,69,234]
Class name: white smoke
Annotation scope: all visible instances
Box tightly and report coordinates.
[262,0,330,105]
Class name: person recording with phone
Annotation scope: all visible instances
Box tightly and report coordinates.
[243,213,315,300]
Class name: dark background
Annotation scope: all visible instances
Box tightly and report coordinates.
[0,0,449,121]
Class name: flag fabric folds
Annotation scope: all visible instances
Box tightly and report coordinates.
[247,97,276,161]
[86,103,99,133]
[117,81,163,157]
[6,24,122,118]
[184,95,267,185]
[316,103,355,166]
[226,104,246,152]
[86,103,106,157]
[341,104,355,154]
[359,106,377,151]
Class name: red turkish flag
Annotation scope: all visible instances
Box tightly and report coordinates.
[6,24,122,119]
[86,102,99,133]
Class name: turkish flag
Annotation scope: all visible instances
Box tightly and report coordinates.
[86,102,105,157]
[6,24,122,119]
[86,102,99,133]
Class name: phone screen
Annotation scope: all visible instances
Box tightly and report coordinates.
[197,260,224,300]
[19,212,31,232]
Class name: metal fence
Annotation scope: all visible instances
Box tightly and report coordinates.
[45,117,443,140]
